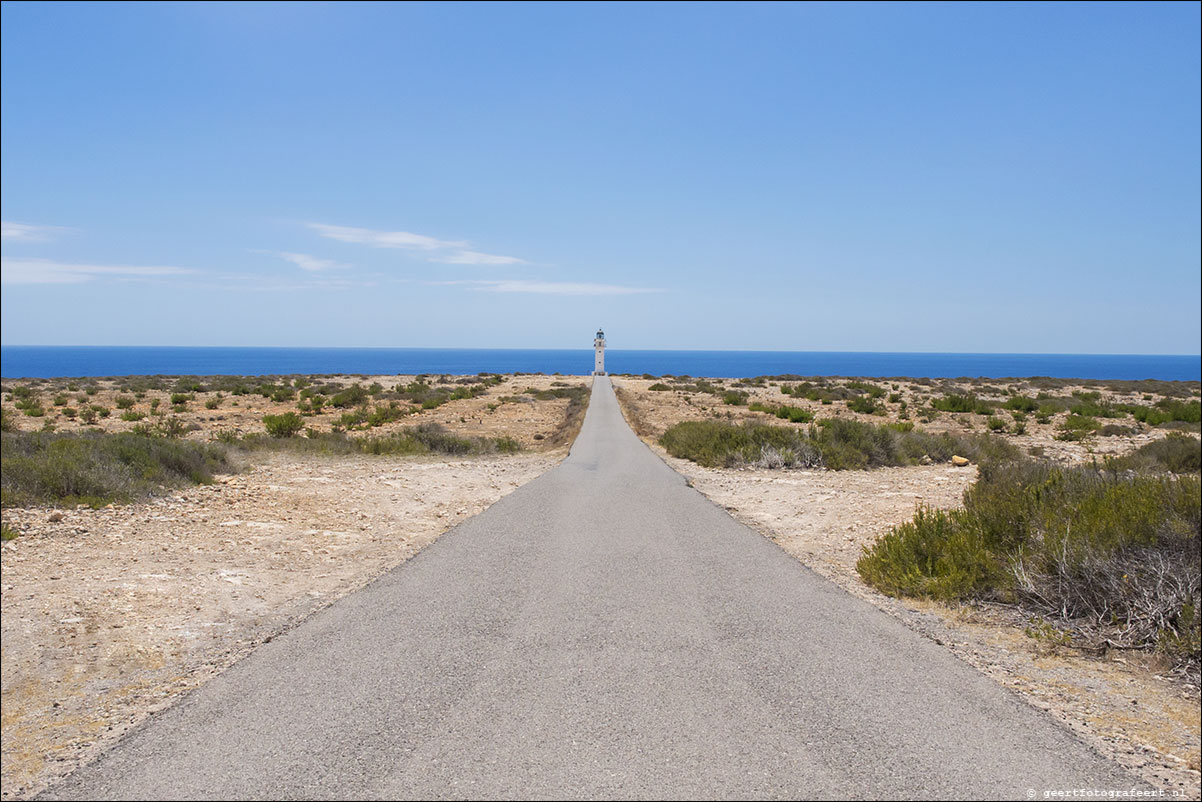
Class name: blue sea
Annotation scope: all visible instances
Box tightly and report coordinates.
[1,346,1198,381]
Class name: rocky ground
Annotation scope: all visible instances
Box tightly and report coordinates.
[613,375,1201,798]
[0,373,587,449]
[1,372,583,799]
[2,371,1199,798]
[0,450,562,799]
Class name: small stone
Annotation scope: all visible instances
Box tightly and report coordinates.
[951,455,971,467]
[48,511,64,523]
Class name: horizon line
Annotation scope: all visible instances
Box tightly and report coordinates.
[1,344,1199,359]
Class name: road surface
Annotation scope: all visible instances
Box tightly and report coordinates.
[45,377,1136,800]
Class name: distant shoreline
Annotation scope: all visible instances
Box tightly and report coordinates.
[2,346,1199,381]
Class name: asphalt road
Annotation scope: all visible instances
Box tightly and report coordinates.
[44,377,1138,800]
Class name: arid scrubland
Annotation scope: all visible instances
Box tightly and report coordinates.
[1,372,586,798]
[2,370,1200,798]
[613,373,1201,797]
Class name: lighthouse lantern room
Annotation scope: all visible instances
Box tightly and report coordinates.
[593,329,606,375]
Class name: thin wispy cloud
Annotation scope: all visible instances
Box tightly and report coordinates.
[308,222,526,266]
[1,221,72,242]
[308,223,467,251]
[433,279,663,296]
[431,250,526,265]
[0,258,194,285]
[259,250,348,272]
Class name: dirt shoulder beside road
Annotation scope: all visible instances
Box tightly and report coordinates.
[614,377,1201,798]
[1,449,560,799]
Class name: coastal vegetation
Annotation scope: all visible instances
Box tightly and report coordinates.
[618,374,1202,677]
[0,374,589,514]
[659,418,1018,470]
[857,436,1202,675]
[1,428,233,508]
[235,423,522,457]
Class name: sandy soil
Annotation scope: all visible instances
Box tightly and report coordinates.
[1,372,584,799]
[1,450,562,799]
[613,376,1201,798]
[2,372,1198,797]
[612,374,1192,463]
[0,373,589,449]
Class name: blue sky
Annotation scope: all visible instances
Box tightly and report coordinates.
[2,1,1199,353]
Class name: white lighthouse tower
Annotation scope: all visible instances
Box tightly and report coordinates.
[593,328,606,375]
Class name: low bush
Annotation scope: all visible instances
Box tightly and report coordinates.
[660,421,820,469]
[1108,434,1201,474]
[1130,399,1202,426]
[1003,395,1039,413]
[331,384,370,408]
[931,394,993,414]
[847,396,881,415]
[857,457,1201,674]
[263,412,305,438]
[721,390,749,406]
[749,402,814,423]
[1,429,233,508]
[1056,414,1100,441]
[236,422,521,458]
[660,419,1016,472]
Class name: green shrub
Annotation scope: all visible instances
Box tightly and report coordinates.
[1130,399,1202,426]
[120,410,147,422]
[933,394,973,413]
[648,383,672,391]
[235,422,521,458]
[856,506,999,599]
[115,396,136,410]
[1056,414,1100,441]
[748,402,814,423]
[660,418,1016,472]
[659,421,819,469]
[847,396,880,415]
[845,381,885,398]
[721,390,748,406]
[857,457,1201,673]
[332,385,370,408]
[263,412,305,438]
[986,416,1008,432]
[1108,434,1201,474]
[2,429,233,508]
[366,402,414,427]
[1004,395,1038,413]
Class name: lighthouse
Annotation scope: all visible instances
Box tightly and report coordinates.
[593,328,606,375]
